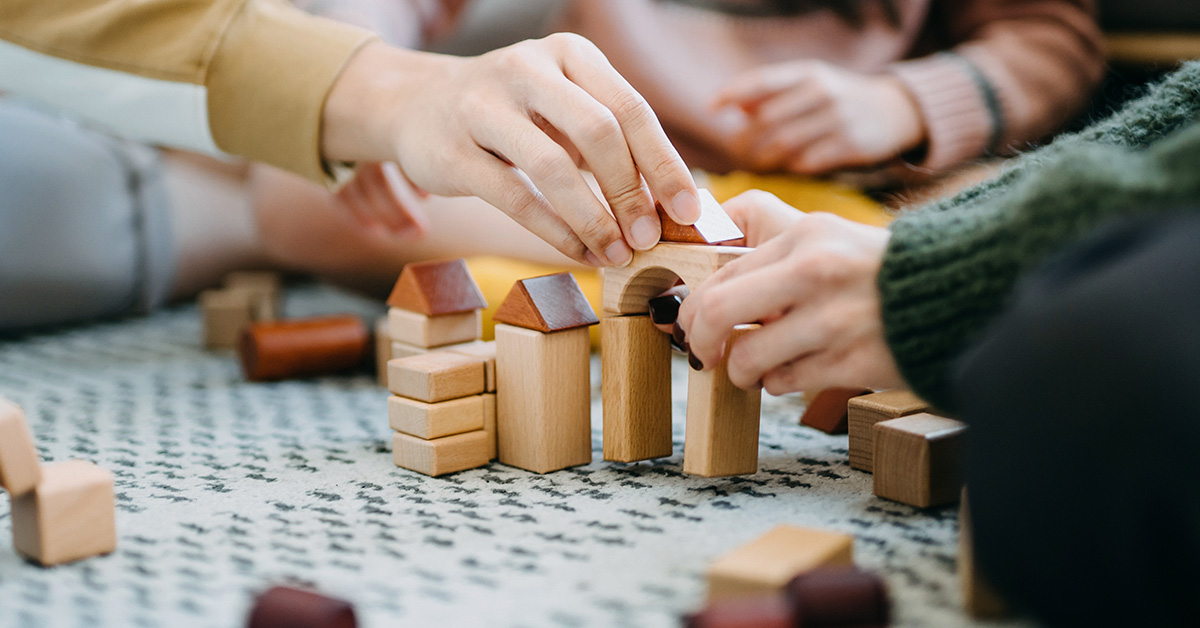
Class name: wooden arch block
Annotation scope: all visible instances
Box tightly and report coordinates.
[493,273,599,332]
[602,244,751,315]
[386,258,487,316]
[658,189,743,244]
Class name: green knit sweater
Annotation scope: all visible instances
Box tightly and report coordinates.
[879,61,1200,410]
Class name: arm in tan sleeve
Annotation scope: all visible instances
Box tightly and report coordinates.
[889,0,1105,171]
[0,0,376,183]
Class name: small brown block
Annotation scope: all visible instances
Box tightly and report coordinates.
[200,289,254,350]
[445,341,497,392]
[375,316,392,388]
[386,258,487,316]
[482,393,497,460]
[707,525,854,600]
[601,315,672,462]
[658,189,743,244]
[0,397,41,496]
[387,352,486,402]
[387,307,481,348]
[960,490,1009,618]
[799,387,873,434]
[247,586,357,628]
[388,395,484,439]
[786,567,890,626]
[392,430,489,476]
[12,459,116,566]
[873,413,966,508]
[684,326,763,477]
[239,316,369,382]
[847,389,930,472]
[685,595,793,628]
[493,273,599,332]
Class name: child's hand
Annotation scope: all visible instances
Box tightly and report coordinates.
[335,162,430,238]
[714,60,926,175]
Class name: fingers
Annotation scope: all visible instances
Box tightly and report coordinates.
[786,137,856,175]
[724,310,823,390]
[754,86,828,128]
[713,62,815,110]
[648,285,690,335]
[752,110,840,169]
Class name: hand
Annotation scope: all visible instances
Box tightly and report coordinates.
[675,207,904,395]
[323,36,702,267]
[720,190,806,248]
[714,60,926,175]
[335,162,429,238]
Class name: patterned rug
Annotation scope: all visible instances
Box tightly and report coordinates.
[0,286,1032,628]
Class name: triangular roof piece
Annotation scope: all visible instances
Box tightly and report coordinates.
[658,189,743,244]
[386,259,487,315]
[493,273,599,332]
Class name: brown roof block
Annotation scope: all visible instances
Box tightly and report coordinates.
[493,273,599,332]
[386,259,487,316]
[658,189,743,245]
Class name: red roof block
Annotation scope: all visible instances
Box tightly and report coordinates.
[386,259,487,316]
[658,189,743,245]
[493,273,599,332]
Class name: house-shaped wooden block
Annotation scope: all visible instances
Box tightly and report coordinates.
[657,189,743,245]
[386,259,487,348]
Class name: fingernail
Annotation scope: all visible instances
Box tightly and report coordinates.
[605,240,633,267]
[648,294,682,325]
[672,323,686,346]
[671,189,702,224]
[630,216,661,250]
[688,349,704,371]
[584,250,603,267]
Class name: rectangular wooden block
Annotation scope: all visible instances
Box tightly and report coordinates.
[848,389,930,472]
[872,413,966,508]
[960,490,1009,618]
[11,459,116,566]
[0,397,41,496]
[392,430,489,477]
[707,525,854,600]
[388,395,484,440]
[482,393,497,460]
[684,326,762,477]
[388,352,486,403]
[391,340,429,360]
[601,315,672,462]
[224,271,281,320]
[799,387,873,434]
[388,307,480,348]
[200,289,254,350]
[495,324,592,473]
[446,340,497,392]
[375,316,392,388]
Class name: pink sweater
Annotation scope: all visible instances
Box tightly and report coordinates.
[558,0,1106,174]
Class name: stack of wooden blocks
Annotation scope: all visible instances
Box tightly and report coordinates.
[385,259,488,359]
[200,271,282,349]
[0,397,116,566]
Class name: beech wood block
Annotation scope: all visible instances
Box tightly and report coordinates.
[391,341,429,360]
[387,307,481,348]
[0,397,41,496]
[786,567,890,627]
[387,352,486,403]
[684,326,762,477]
[959,490,1009,618]
[200,289,255,350]
[247,586,357,628]
[224,271,281,320]
[603,244,751,315]
[847,389,930,472]
[374,316,392,388]
[386,258,487,316]
[873,413,966,508]
[446,341,497,392]
[388,395,484,440]
[495,324,592,473]
[707,525,854,600]
[799,387,873,434]
[482,393,497,460]
[11,459,116,566]
[392,430,489,477]
[493,273,599,332]
[239,316,369,382]
[601,315,672,462]
[658,189,743,244]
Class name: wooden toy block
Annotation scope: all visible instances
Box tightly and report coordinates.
[602,243,751,315]
[386,258,488,316]
[391,340,429,360]
[873,413,966,508]
[707,525,854,600]
[493,273,599,333]
[446,341,497,392]
[847,389,930,472]
[799,387,873,434]
[959,490,1009,618]
[601,315,672,462]
[495,324,592,473]
[375,316,392,388]
[387,352,486,403]
[786,567,890,626]
[239,316,369,382]
[481,393,497,460]
[392,430,489,477]
[684,326,762,477]
[248,586,357,628]
[0,397,41,496]
[388,395,484,440]
[685,596,793,628]
[387,307,481,348]
[200,289,255,350]
[11,459,116,566]
[224,271,281,320]
[658,189,743,245]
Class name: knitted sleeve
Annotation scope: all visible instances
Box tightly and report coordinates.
[878,64,1200,410]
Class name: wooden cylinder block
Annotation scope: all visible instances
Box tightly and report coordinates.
[239,316,369,382]
[247,586,357,628]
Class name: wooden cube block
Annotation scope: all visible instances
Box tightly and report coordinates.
[0,397,41,497]
[392,430,489,477]
[446,341,497,392]
[495,324,592,473]
[391,340,429,360]
[388,395,484,440]
[482,393,497,460]
[960,490,1009,618]
[387,353,486,403]
[602,315,672,463]
[707,525,854,600]
[799,387,873,434]
[375,316,392,388]
[847,390,930,472]
[200,289,255,350]
[872,413,966,508]
[11,459,116,566]
[387,307,480,348]
[684,326,763,477]
[224,271,281,320]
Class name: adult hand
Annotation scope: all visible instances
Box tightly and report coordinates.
[675,194,904,394]
[323,36,702,267]
[714,60,926,175]
[335,162,430,238]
